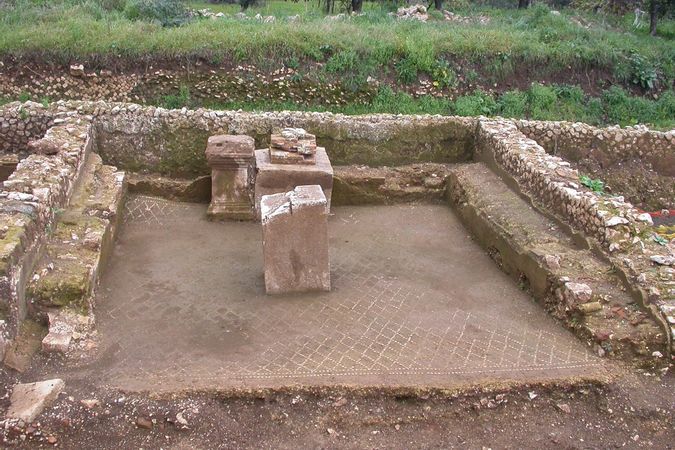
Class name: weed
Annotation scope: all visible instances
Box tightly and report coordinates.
[161,84,191,108]
[431,59,457,89]
[579,174,605,194]
[325,50,358,73]
[454,90,497,116]
[628,52,659,90]
[395,58,418,84]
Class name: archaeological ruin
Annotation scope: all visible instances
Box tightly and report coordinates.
[0,99,673,392]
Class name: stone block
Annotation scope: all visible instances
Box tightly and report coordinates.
[205,135,255,221]
[261,185,330,295]
[6,379,65,422]
[254,147,333,220]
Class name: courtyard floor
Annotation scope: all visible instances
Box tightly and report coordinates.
[46,196,606,392]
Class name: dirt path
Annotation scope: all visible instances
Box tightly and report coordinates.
[0,370,673,448]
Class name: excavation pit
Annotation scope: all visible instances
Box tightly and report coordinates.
[0,101,672,391]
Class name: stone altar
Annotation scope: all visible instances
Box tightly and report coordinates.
[254,128,333,220]
[205,134,255,220]
[260,185,330,295]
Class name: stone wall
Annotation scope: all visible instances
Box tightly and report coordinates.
[0,116,93,357]
[0,102,55,156]
[90,104,476,177]
[516,120,675,209]
[476,120,674,355]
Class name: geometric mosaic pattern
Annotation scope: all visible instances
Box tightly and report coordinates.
[88,196,603,391]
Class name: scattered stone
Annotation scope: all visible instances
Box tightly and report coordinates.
[42,311,78,354]
[556,403,571,414]
[269,128,317,165]
[175,411,188,427]
[544,254,561,270]
[392,4,428,21]
[650,255,674,266]
[69,64,85,77]
[606,216,629,227]
[47,435,58,445]
[136,417,153,429]
[577,301,602,314]
[80,399,99,409]
[6,379,65,422]
[563,282,592,305]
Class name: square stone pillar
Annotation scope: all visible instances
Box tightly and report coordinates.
[261,185,330,295]
[205,135,255,221]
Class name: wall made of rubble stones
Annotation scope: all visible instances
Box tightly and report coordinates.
[0,102,55,156]
[81,102,476,177]
[0,117,93,358]
[516,120,675,209]
[516,120,675,177]
[477,120,674,357]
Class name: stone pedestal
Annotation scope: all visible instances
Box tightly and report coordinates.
[261,185,330,295]
[205,135,255,220]
[254,147,333,220]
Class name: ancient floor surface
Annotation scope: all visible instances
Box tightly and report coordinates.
[63,196,606,392]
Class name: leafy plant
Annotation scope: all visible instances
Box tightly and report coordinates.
[628,52,659,90]
[161,85,191,109]
[579,174,605,194]
[431,59,457,89]
[395,57,418,84]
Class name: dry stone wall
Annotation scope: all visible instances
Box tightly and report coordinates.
[516,120,675,176]
[516,120,675,209]
[477,120,674,355]
[0,102,55,155]
[0,116,93,358]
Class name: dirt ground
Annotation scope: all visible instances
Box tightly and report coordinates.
[0,369,673,449]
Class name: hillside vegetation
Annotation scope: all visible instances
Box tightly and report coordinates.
[0,0,673,127]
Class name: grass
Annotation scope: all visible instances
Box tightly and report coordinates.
[0,1,673,87]
[0,1,673,128]
[150,83,672,129]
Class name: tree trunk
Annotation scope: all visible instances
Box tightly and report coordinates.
[352,0,362,13]
[649,0,658,36]
[434,0,443,10]
[518,0,530,9]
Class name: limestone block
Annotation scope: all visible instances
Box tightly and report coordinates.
[254,147,333,220]
[261,185,330,294]
[205,134,255,221]
[6,379,65,422]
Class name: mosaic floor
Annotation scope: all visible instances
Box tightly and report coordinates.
[58,196,605,392]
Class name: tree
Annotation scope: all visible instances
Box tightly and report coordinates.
[240,0,255,10]
[518,0,531,8]
[352,0,362,12]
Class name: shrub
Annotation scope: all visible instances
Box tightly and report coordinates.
[454,90,497,116]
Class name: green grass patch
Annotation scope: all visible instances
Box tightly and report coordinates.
[0,1,673,93]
